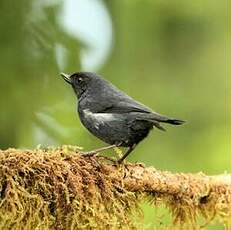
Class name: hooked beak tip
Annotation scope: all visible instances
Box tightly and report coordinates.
[60,73,72,84]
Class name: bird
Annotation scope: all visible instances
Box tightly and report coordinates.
[61,72,184,163]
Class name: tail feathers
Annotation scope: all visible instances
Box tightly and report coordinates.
[136,112,185,131]
[150,112,185,125]
[152,118,184,132]
[164,119,185,125]
[153,121,166,131]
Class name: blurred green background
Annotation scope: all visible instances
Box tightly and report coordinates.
[0,0,230,228]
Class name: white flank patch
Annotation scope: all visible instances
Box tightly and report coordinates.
[83,109,115,129]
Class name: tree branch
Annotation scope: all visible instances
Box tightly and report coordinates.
[123,164,231,227]
[0,146,230,229]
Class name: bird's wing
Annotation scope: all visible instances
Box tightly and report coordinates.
[100,100,152,114]
[87,82,185,125]
[98,97,166,121]
[98,101,167,131]
[99,100,184,125]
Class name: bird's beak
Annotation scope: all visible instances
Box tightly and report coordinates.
[60,73,72,84]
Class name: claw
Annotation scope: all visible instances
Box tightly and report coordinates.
[98,155,117,163]
[113,147,123,157]
[82,151,98,157]
[117,158,125,164]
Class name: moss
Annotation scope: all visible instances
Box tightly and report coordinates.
[0,146,230,229]
[0,146,139,229]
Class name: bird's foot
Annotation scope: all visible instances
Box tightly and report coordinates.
[113,147,123,158]
[82,145,117,157]
[82,151,98,157]
[98,155,117,163]
[117,158,125,164]
[82,152,117,164]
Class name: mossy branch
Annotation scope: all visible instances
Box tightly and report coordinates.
[0,146,230,229]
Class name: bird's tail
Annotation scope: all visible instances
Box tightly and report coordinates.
[150,112,185,125]
[160,118,185,125]
[153,118,185,131]
[138,112,185,131]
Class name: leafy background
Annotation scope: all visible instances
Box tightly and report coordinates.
[0,0,230,228]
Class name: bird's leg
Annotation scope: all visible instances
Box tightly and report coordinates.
[83,144,117,156]
[117,144,136,164]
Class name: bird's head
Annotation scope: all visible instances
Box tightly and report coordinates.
[61,72,99,98]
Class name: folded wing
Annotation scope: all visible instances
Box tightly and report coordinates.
[99,101,185,131]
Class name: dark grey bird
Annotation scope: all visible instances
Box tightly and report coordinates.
[61,72,184,163]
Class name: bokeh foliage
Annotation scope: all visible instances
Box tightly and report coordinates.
[0,0,231,228]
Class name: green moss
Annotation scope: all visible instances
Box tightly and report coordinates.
[0,146,230,229]
[0,146,141,229]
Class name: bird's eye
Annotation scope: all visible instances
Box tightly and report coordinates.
[77,77,83,83]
